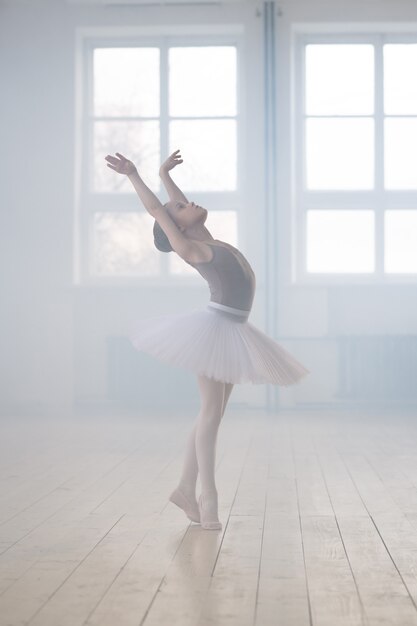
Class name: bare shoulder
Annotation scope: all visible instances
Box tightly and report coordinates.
[181,240,216,264]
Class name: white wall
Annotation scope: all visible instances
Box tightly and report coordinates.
[1,0,75,414]
[2,0,417,415]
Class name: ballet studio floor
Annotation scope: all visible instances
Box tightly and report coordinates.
[2,408,417,626]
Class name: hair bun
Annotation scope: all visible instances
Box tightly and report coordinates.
[153,220,173,253]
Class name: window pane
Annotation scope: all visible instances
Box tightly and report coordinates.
[206,209,238,245]
[93,121,160,193]
[384,44,417,115]
[306,118,374,190]
[169,120,236,191]
[385,210,417,273]
[169,210,238,275]
[169,47,237,117]
[307,210,375,273]
[92,212,158,276]
[385,118,417,190]
[306,44,374,115]
[94,48,160,117]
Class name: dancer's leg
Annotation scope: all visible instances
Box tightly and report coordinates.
[170,379,234,525]
[169,418,201,522]
[195,375,225,495]
[194,376,232,529]
[178,382,234,497]
[177,420,199,498]
[223,383,234,415]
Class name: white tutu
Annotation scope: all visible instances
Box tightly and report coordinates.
[129,302,310,385]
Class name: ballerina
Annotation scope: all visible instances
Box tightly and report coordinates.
[105,149,309,530]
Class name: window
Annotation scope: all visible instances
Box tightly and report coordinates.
[296,34,417,281]
[76,35,241,282]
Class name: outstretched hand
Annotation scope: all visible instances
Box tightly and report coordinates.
[105,152,137,176]
[159,149,183,175]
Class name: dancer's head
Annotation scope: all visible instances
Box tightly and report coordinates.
[153,200,208,253]
[165,200,208,229]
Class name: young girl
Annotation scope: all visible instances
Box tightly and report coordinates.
[105,150,309,530]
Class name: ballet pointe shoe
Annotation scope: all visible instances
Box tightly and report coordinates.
[169,487,200,523]
[198,493,222,530]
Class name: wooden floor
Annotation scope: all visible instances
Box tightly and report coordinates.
[2,409,417,626]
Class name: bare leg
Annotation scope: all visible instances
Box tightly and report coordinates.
[177,421,199,499]
[170,380,234,525]
[178,382,234,497]
[195,376,225,494]
[223,383,235,415]
[195,376,234,529]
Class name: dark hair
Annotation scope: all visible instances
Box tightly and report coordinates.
[153,220,173,253]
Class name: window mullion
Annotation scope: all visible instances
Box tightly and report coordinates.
[374,35,385,278]
[79,37,239,283]
[84,43,95,282]
[160,39,169,277]
[298,37,308,280]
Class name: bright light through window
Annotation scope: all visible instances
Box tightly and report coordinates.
[301,39,417,278]
[92,212,159,276]
[307,210,375,273]
[94,48,160,117]
[170,120,237,192]
[384,44,417,115]
[93,120,160,193]
[306,44,374,115]
[306,118,374,190]
[304,44,374,192]
[385,210,417,273]
[169,47,237,117]
[385,119,417,190]
[85,42,239,279]
[169,46,237,192]
[92,45,237,195]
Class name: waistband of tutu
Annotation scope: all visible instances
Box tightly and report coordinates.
[207,301,251,318]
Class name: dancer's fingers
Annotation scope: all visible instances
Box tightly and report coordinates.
[105,155,119,164]
[115,152,127,160]
[107,163,117,171]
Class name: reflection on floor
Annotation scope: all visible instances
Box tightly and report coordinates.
[1,408,417,626]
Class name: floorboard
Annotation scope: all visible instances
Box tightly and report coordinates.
[2,410,417,625]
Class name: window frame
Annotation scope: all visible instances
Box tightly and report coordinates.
[74,28,244,286]
[294,30,417,285]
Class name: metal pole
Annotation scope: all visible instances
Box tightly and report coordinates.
[263,1,279,412]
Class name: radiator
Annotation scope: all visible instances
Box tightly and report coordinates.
[339,336,417,402]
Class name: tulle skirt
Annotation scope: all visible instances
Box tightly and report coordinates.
[129,301,310,385]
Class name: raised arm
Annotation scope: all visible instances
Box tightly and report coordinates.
[105,151,197,259]
[105,152,164,215]
[159,149,189,203]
